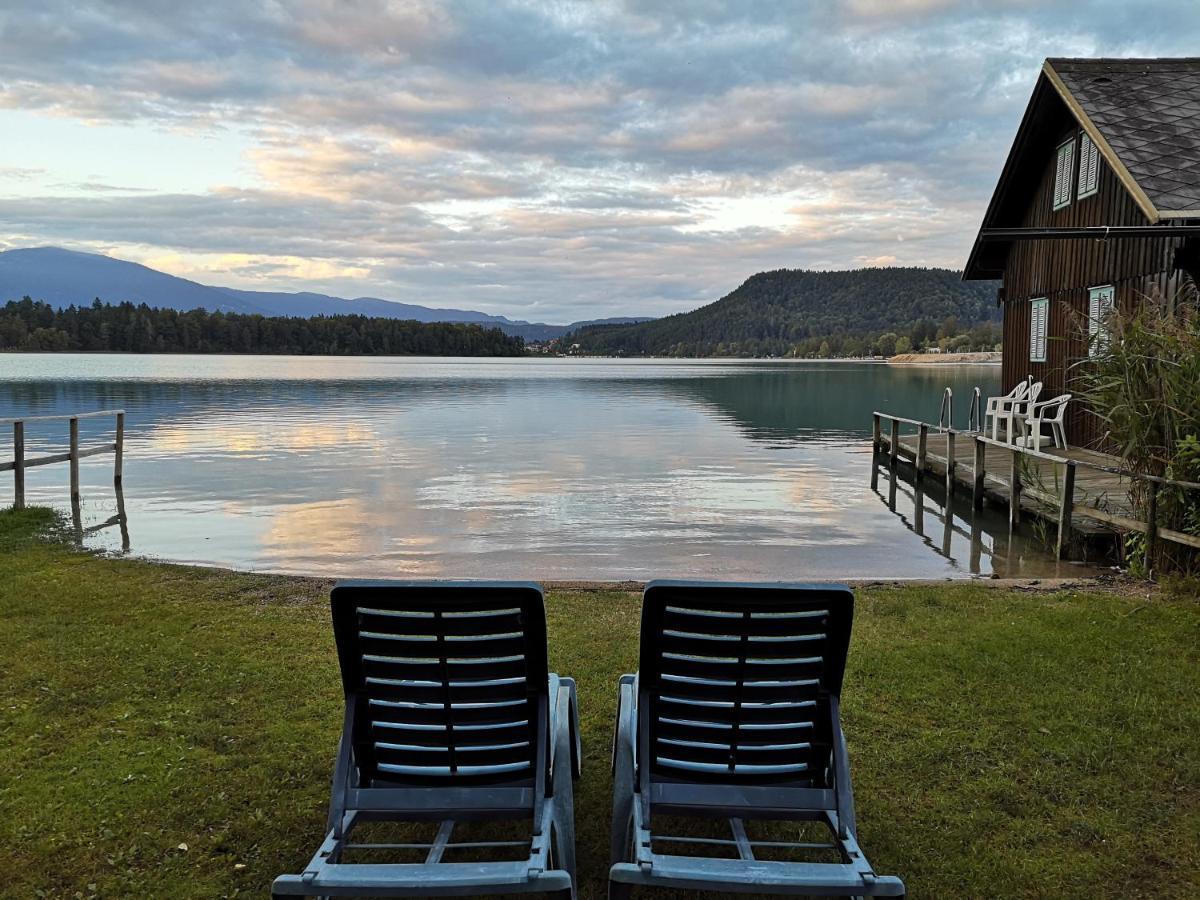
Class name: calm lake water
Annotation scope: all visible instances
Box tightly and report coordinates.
[0,354,1088,579]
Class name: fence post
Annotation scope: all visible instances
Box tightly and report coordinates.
[973,435,986,510]
[1145,481,1160,570]
[916,423,928,481]
[69,416,80,505]
[114,412,125,485]
[1056,461,1076,559]
[945,429,956,495]
[872,413,881,453]
[889,419,899,468]
[13,420,24,510]
[1009,447,1022,528]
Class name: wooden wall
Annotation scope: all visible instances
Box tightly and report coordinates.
[1000,124,1188,448]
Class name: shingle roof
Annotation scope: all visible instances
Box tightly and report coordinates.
[1048,58,1200,214]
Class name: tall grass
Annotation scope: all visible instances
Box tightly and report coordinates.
[1073,287,1200,575]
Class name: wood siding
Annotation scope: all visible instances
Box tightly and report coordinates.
[1000,124,1189,448]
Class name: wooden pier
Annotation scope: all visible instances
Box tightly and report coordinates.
[873,411,1200,560]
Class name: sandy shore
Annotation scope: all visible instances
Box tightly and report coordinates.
[888,350,1001,365]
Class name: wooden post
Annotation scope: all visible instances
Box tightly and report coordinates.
[889,419,899,468]
[872,413,881,452]
[69,416,80,505]
[1145,481,1160,569]
[12,420,24,510]
[945,429,956,495]
[1009,447,1022,528]
[1056,461,1076,559]
[114,412,125,485]
[972,435,986,510]
[916,424,928,481]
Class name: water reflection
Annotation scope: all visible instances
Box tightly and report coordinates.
[72,479,130,552]
[868,455,1086,578]
[0,354,1083,580]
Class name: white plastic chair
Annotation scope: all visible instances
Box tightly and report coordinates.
[1023,394,1071,450]
[987,381,1042,443]
[985,382,1027,440]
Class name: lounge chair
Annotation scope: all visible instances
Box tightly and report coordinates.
[608,580,904,898]
[273,580,581,899]
[1023,393,1070,451]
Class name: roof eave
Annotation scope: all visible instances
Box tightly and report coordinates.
[1041,59,1162,223]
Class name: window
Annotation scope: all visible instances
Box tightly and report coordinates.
[1088,285,1115,357]
[1053,137,1075,210]
[1077,133,1100,198]
[1030,297,1049,362]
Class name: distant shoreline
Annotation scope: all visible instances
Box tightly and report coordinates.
[888,351,1001,365]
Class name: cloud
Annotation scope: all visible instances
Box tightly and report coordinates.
[0,1,1197,320]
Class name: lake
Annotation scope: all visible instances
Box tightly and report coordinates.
[0,354,1087,580]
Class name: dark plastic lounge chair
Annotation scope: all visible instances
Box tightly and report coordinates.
[608,580,904,898]
[273,580,581,899]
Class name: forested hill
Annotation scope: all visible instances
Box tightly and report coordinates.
[568,267,1000,357]
[0,299,525,356]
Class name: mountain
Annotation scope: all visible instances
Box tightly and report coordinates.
[567,267,1000,357]
[0,247,260,315]
[0,247,651,341]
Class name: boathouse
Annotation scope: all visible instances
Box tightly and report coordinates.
[964,58,1200,447]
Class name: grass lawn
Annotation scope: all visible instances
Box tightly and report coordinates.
[1,506,1198,898]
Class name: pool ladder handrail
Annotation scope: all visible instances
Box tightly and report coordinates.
[966,386,982,433]
[936,387,953,433]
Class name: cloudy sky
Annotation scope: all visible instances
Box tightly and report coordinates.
[1,1,1196,323]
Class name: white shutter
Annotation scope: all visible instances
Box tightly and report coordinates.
[1054,138,1075,209]
[1089,285,1114,356]
[1030,298,1048,362]
[1078,134,1099,198]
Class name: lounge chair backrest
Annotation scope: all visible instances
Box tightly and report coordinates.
[330,580,549,788]
[638,581,853,789]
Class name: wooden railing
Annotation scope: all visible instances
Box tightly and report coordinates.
[872,410,1200,561]
[3,409,125,509]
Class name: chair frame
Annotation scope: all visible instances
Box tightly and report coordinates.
[608,581,904,898]
[1023,394,1071,451]
[273,580,581,899]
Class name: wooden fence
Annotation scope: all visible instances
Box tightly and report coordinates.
[3,409,125,509]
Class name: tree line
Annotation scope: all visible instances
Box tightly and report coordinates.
[566,267,1001,357]
[0,298,526,357]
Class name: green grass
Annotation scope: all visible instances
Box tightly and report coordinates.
[1,507,1197,898]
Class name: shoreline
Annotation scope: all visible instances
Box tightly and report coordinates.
[887,350,1001,365]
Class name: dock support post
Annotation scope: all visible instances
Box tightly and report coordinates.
[872,413,881,453]
[114,412,125,485]
[972,436,985,510]
[945,429,956,495]
[1009,447,1021,528]
[889,419,899,468]
[13,420,24,510]
[69,416,80,505]
[1145,481,1160,571]
[916,424,928,481]
[1056,461,1076,559]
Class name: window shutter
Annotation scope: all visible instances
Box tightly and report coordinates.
[1030,298,1048,362]
[1053,139,1075,210]
[1078,134,1099,198]
[1089,285,1115,356]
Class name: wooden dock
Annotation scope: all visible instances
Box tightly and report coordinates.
[873,410,1200,561]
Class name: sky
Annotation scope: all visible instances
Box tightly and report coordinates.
[1,1,1197,323]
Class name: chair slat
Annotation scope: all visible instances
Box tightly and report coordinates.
[658,633,828,660]
[356,633,528,660]
[357,608,524,637]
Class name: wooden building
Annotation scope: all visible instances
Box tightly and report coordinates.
[964,58,1200,447]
